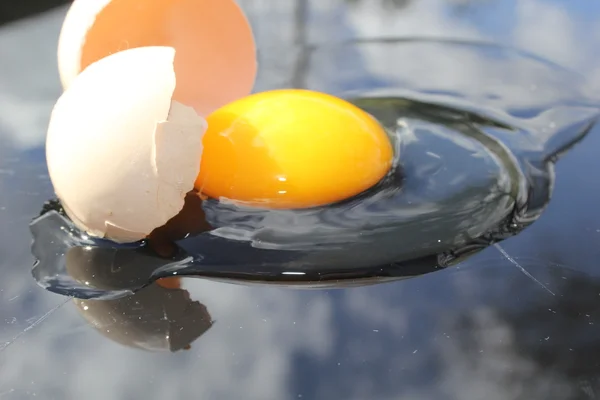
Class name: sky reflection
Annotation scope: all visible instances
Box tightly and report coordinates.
[2,1,600,399]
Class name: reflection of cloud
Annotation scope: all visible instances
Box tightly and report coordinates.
[308,39,596,116]
[290,257,592,399]
[0,6,64,149]
[346,0,483,40]
[341,0,599,110]
[344,0,600,93]
[1,279,335,399]
[1,1,600,399]
[512,0,583,70]
[434,307,574,400]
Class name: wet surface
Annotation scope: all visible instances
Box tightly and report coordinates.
[30,39,600,298]
[3,1,600,399]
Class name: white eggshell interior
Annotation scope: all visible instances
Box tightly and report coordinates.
[46,46,207,242]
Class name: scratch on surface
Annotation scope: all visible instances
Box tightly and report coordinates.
[494,244,556,296]
[0,298,71,353]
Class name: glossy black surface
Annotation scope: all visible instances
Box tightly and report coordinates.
[31,39,600,300]
[3,1,600,399]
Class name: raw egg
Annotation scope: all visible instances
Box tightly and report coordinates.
[195,89,394,209]
[46,46,207,242]
[57,0,257,116]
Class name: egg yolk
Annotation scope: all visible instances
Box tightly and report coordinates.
[194,89,394,209]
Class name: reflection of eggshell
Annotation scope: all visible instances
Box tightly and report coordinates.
[57,0,257,116]
[73,284,213,352]
[46,46,207,243]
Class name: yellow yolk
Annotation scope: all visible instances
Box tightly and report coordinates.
[194,89,394,209]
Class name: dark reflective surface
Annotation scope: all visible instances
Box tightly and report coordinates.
[31,39,600,299]
[72,282,213,352]
[3,1,600,399]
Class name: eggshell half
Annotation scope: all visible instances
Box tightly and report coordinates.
[57,0,257,117]
[46,46,207,242]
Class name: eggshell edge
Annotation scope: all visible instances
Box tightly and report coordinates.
[57,0,259,97]
[99,103,207,243]
[49,46,207,243]
[57,0,112,89]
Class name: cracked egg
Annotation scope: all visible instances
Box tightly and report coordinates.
[57,0,257,117]
[46,46,207,242]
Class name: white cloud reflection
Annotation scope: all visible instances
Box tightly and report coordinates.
[1,1,600,399]
[0,7,64,149]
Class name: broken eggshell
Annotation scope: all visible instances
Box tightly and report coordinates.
[46,46,207,243]
[57,0,257,117]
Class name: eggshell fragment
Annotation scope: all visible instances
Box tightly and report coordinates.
[57,0,257,117]
[46,46,207,243]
